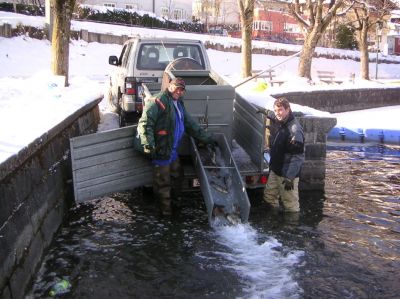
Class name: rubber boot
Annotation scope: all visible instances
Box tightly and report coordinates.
[160,196,172,216]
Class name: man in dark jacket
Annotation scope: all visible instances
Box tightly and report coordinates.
[134,77,214,216]
[259,97,304,212]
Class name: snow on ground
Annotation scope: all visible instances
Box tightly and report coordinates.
[0,11,399,164]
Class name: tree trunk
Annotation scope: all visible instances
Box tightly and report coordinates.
[298,29,320,79]
[238,0,255,78]
[241,18,253,77]
[51,0,75,87]
[357,23,369,80]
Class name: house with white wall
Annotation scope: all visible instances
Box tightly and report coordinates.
[192,0,239,28]
[387,10,400,55]
[82,0,193,21]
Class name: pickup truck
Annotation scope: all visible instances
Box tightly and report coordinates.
[70,39,269,224]
[107,37,211,126]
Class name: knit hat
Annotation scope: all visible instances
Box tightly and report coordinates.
[170,77,186,90]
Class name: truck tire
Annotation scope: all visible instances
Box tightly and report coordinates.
[119,110,126,127]
[119,111,140,127]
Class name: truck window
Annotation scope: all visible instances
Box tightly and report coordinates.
[137,43,206,70]
[121,43,133,68]
[118,44,128,65]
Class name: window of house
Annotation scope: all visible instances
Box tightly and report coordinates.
[254,21,272,31]
[284,23,299,33]
[173,9,184,20]
[126,4,138,10]
[253,21,260,31]
[262,21,272,31]
[161,7,169,18]
[103,3,116,8]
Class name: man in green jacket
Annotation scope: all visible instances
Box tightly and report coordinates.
[134,77,214,216]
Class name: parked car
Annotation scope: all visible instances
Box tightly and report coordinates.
[107,37,211,126]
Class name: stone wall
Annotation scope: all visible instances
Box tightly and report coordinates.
[0,98,101,299]
[273,88,400,113]
[79,29,129,45]
[298,116,337,191]
[0,23,12,37]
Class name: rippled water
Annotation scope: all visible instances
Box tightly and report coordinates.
[27,144,400,298]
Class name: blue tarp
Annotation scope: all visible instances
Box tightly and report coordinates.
[328,126,400,145]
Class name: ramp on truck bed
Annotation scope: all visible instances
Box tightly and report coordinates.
[70,126,250,225]
[190,134,250,225]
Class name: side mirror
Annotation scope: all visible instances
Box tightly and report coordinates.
[109,55,119,66]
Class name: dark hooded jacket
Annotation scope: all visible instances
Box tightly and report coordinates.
[265,110,305,179]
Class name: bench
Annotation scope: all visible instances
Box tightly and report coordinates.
[251,69,285,86]
[316,70,343,84]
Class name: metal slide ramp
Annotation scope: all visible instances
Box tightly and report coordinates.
[190,133,251,226]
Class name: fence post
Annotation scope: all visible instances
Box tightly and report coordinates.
[0,23,12,37]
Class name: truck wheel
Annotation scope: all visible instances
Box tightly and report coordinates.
[119,111,126,127]
[107,88,119,113]
[121,112,140,126]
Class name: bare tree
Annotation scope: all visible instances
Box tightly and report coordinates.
[212,0,223,25]
[51,0,76,86]
[163,0,174,19]
[344,0,395,80]
[196,0,214,31]
[238,0,255,78]
[289,0,345,79]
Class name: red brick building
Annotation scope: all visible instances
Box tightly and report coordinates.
[254,9,302,43]
[230,8,303,44]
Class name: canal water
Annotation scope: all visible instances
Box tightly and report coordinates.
[27,143,400,298]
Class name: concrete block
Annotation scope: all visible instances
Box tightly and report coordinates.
[9,264,30,299]
[13,166,33,204]
[299,179,325,191]
[301,161,326,180]
[29,158,44,187]
[0,180,18,225]
[299,116,337,133]
[40,197,65,248]
[304,132,317,144]
[11,207,34,265]
[0,285,12,299]
[0,98,108,297]
[305,143,327,159]
[9,231,45,297]
[0,227,16,291]
[316,132,328,143]
[81,29,89,41]
[39,142,57,172]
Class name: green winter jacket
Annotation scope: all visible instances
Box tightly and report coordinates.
[133,90,211,160]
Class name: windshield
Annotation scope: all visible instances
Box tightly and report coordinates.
[137,43,206,70]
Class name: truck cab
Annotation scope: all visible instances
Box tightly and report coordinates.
[107,37,211,126]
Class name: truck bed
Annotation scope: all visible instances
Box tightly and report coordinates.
[182,139,262,175]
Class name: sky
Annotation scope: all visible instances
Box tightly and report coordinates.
[0,11,399,164]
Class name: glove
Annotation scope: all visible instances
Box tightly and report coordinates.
[143,145,155,155]
[199,137,217,149]
[256,107,270,115]
[282,178,294,191]
[208,137,218,148]
[197,141,207,148]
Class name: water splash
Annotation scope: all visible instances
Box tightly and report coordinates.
[212,223,304,298]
